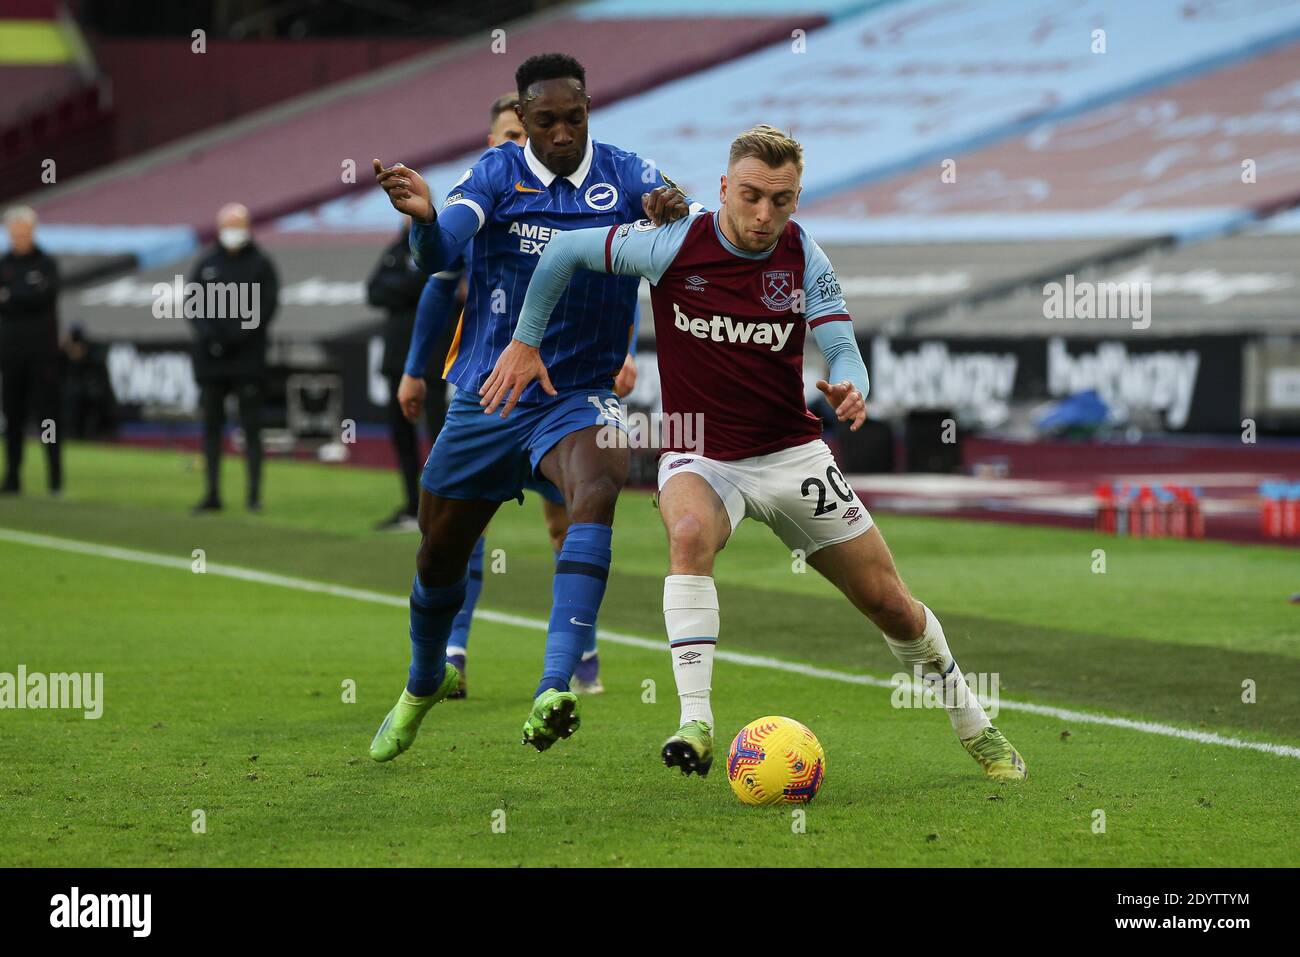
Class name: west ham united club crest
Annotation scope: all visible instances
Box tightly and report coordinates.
[760,270,795,311]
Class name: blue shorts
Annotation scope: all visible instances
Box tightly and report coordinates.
[421,387,626,505]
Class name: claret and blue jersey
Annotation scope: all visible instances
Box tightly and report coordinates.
[513,210,871,461]
[410,137,701,405]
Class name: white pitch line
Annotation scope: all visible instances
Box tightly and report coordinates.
[4,525,1299,761]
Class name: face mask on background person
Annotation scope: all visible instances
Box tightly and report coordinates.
[219,227,250,251]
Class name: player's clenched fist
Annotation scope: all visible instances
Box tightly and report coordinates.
[641,186,689,226]
[614,354,637,398]
[397,373,426,423]
[816,379,868,432]
[480,339,557,418]
[373,159,434,224]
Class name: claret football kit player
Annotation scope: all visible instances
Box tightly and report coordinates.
[370,53,699,758]
[483,125,1026,782]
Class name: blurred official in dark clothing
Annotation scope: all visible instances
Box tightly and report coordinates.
[368,219,452,531]
[61,324,116,439]
[1,206,62,495]
[187,202,280,513]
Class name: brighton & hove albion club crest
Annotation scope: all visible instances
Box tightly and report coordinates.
[760,271,795,311]
[584,182,619,211]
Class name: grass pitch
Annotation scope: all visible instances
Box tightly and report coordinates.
[1,442,1297,867]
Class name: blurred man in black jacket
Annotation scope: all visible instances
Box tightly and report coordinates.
[1,206,62,495]
[187,202,280,513]
[369,219,453,531]
[61,324,116,439]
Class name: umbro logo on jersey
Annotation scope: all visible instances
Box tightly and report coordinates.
[514,181,544,193]
[684,275,709,291]
[671,301,794,352]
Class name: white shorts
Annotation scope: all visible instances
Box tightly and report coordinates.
[656,439,874,556]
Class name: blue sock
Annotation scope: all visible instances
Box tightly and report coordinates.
[536,523,611,696]
[407,572,467,696]
[447,537,485,654]
[553,547,599,658]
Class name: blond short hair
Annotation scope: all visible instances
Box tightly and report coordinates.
[728,125,804,176]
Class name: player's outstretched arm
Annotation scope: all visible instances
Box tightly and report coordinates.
[812,320,870,431]
[373,159,432,223]
[480,217,695,417]
[799,226,869,430]
[614,300,641,398]
[373,159,484,275]
[477,227,609,417]
[398,270,462,421]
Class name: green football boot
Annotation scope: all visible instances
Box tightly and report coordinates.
[961,726,1027,781]
[661,720,713,777]
[521,689,581,751]
[368,663,461,762]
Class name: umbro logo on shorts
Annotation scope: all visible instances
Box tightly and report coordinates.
[667,458,694,469]
[843,506,863,526]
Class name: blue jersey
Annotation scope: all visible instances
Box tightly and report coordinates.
[419,138,697,404]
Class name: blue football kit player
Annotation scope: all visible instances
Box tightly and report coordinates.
[396,92,638,700]
[369,53,699,758]
[404,276,640,700]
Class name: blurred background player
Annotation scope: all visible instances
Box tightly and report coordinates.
[397,89,641,698]
[188,202,281,513]
[488,125,1025,783]
[60,324,116,440]
[0,205,62,496]
[368,216,447,531]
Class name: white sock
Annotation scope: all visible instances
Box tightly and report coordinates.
[664,574,719,727]
[883,604,991,741]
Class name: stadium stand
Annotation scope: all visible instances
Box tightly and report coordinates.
[22,4,832,266]
[802,37,1300,242]
[91,37,437,161]
[8,0,1299,452]
[0,1,108,202]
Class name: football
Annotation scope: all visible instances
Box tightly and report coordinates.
[726,716,826,806]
